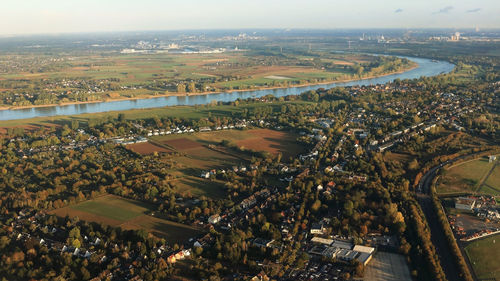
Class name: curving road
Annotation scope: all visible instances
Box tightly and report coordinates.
[416,154,477,281]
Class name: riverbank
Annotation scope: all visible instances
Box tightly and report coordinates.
[0,64,418,111]
[0,56,455,121]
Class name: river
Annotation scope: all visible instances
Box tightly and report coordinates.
[0,56,454,121]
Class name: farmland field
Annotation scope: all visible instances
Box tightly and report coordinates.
[126,141,172,155]
[0,52,414,109]
[383,152,415,164]
[155,128,305,159]
[170,176,228,198]
[464,234,500,280]
[50,194,202,243]
[0,53,407,89]
[149,128,305,198]
[436,157,499,195]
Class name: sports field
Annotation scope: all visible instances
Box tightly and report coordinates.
[464,234,500,280]
[50,194,202,243]
[437,157,499,195]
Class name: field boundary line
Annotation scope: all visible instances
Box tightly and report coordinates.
[475,162,498,193]
[446,157,483,170]
[205,145,248,161]
[148,139,178,152]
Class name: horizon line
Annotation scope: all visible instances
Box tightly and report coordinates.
[1,27,500,38]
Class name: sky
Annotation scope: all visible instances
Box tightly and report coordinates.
[0,0,499,35]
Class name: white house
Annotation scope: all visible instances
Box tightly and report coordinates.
[208,214,221,224]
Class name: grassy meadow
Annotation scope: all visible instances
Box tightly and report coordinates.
[436,157,499,196]
[50,194,202,243]
[464,234,500,280]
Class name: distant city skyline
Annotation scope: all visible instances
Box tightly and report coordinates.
[1,0,499,35]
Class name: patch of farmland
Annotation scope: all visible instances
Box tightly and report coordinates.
[126,141,172,155]
[163,138,203,150]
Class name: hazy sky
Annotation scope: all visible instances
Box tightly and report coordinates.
[1,0,499,35]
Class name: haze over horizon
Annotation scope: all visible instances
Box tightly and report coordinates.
[1,0,500,35]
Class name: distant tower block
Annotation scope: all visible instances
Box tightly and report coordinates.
[451,32,461,41]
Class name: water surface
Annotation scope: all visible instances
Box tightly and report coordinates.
[0,56,454,121]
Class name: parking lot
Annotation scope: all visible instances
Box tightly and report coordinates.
[283,262,350,281]
[363,251,411,281]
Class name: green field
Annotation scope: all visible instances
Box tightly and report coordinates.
[482,165,500,194]
[71,200,144,221]
[51,195,203,243]
[437,157,499,195]
[464,234,500,280]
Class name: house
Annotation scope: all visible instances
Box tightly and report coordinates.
[333,164,343,172]
[315,135,327,141]
[200,171,210,179]
[208,214,221,224]
[240,196,257,209]
[167,255,176,263]
[378,142,394,152]
[91,237,101,246]
[455,197,476,210]
[174,251,185,260]
[250,272,269,281]
[253,238,274,248]
[310,223,325,235]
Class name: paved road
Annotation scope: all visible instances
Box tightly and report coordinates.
[416,154,476,281]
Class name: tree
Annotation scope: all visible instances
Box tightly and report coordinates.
[311,199,322,212]
[343,200,354,217]
[71,120,79,130]
[188,82,197,93]
[118,113,126,122]
[177,83,186,93]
